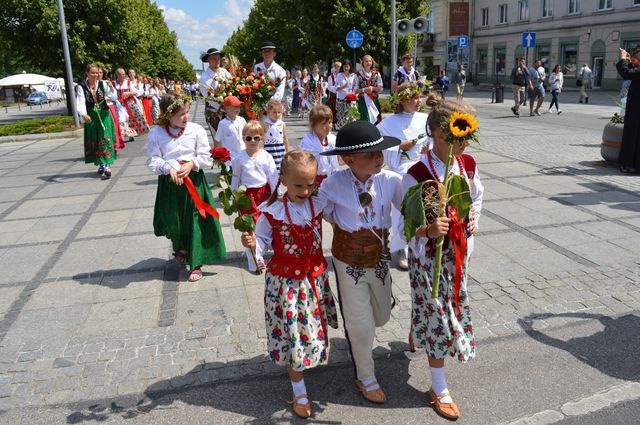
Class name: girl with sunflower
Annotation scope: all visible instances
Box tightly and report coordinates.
[401,99,484,420]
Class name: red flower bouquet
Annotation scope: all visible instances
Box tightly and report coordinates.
[210,147,231,163]
[345,93,358,102]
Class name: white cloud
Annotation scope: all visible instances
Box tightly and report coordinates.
[160,1,253,68]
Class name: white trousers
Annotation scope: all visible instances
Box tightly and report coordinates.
[332,258,393,380]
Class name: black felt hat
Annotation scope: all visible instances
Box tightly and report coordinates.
[260,41,277,50]
[200,48,224,62]
[321,121,400,156]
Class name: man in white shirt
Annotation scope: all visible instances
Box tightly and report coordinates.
[199,47,231,136]
[253,41,286,102]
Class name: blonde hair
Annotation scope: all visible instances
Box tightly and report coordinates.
[426,99,476,137]
[309,105,333,127]
[242,120,264,136]
[266,99,283,112]
[267,150,318,205]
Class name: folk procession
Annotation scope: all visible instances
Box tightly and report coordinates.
[76,39,483,421]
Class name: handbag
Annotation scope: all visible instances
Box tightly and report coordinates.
[576,78,583,87]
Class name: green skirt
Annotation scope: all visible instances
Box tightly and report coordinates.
[357,96,382,124]
[153,170,226,268]
[84,108,117,165]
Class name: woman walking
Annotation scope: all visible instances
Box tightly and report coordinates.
[334,60,357,130]
[548,65,563,114]
[356,54,383,124]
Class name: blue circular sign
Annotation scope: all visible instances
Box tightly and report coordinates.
[346,30,364,49]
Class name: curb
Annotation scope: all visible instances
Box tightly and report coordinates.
[0,128,83,143]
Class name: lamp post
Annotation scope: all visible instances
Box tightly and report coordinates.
[391,0,397,76]
[55,0,79,127]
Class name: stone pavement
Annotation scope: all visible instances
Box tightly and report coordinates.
[0,92,639,423]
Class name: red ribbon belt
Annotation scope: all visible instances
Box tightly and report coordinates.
[448,208,468,319]
[179,161,219,220]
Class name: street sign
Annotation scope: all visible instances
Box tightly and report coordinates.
[346,30,364,49]
[457,35,468,48]
[522,32,536,48]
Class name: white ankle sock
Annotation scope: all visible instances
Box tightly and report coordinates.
[430,366,452,403]
[361,375,380,391]
[291,379,308,404]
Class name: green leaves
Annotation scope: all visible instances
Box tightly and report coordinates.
[234,214,256,233]
[401,182,427,242]
[446,175,472,220]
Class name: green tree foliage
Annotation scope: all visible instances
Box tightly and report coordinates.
[224,0,427,71]
[0,0,194,80]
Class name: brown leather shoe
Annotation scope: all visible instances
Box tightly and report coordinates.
[289,394,311,418]
[356,379,387,404]
[428,388,460,420]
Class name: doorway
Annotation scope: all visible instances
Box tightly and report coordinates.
[592,57,603,88]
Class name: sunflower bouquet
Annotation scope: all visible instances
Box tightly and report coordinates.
[401,111,479,298]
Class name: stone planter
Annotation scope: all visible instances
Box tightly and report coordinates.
[601,121,624,162]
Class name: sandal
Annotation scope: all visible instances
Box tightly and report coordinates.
[355,379,387,404]
[173,251,187,268]
[188,267,203,282]
[428,388,460,420]
[288,394,311,418]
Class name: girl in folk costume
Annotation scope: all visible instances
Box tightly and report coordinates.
[298,67,310,118]
[391,53,421,92]
[76,63,118,179]
[356,55,383,124]
[147,94,226,282]
[240,151,338,418]
[114,68,146,139]
[401,99,483,420]
[98,66,125,152]
[140,76,154,126]
[326,61,341,125]
[262,99,291,171]
[150,79,163,124]
[378,83,434,270]
[334,60,358,131]
[299,105,340,188]
[283,70,293,116]
[306,64,324,109]
[128,68,151,131]
[231,120,279,273]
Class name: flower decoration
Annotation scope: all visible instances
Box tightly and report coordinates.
[345,93,358,102]
[156,95,191,126]
[390,77,430,107]
[211,147,231,163]
[445,112,479,142]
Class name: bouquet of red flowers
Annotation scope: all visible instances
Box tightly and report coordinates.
[203,65,278,120]
[345,93,358,102]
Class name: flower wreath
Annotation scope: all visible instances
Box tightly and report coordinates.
[156,95,192,126]
[390,79,426,108]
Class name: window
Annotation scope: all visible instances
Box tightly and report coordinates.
[518,0,529,20]
[478,48,488,74]
[499,4,508,23]
[481,8,489,26]
[634,0,640,6]
[535,45,551,74]
[561,44,578,76]
[568,0,580,14]
[596,0,612,10]
[494,47,506,75]
[425,11,434,33]
[542,0,553,17]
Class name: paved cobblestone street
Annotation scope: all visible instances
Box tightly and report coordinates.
[0,89,638,424]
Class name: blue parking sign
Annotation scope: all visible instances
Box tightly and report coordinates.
[522,32,536,48]
[457,36,468,48]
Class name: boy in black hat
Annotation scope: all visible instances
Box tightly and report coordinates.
[254,41,287,102]
[199,47,231,135]
[318,121,402,404]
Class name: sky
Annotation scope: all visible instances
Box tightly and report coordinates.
[158,0,254,69]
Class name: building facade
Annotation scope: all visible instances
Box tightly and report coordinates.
[471,0,640,89]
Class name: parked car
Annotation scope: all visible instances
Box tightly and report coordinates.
[26,92,49,105]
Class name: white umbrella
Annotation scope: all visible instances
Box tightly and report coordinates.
[0,73,59,87]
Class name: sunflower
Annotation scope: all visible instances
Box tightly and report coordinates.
[448,111,479,139]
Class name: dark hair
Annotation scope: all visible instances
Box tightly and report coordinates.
[402,53,414,61]
[518,57,525,62]
[339,60,352,74]
[425,99,476,137]
[266,150,318,206]
[552,64,561,73]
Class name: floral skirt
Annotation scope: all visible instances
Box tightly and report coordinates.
[335,100,354,131]
[151,97,160,124]
[264,270,338,371]
[153,171,226,268]
[408,246,475,363]
[83,108,116,166]
[125,98,150,135]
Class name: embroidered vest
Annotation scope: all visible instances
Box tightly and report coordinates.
[81,81,108,111]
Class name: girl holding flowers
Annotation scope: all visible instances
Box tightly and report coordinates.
[147,94,226,282]
[401,99,483,420]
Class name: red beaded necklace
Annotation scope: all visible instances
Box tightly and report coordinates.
[165,125,185,139]
[427,150,465,182]
[283,194,317,239]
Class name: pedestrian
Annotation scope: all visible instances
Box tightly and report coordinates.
[199,47,231,136]
[231,120,278,272]
[529,59,546,116]
[356,54,383,124]
[147,94,226,282]
[262,99,290,171]
[306,64,324,111]
[392,53,420,92]
[578,63,593,104]
[334,60,358,130]
[115,68,148,138]
[318,121,403,404]
[140,76,154,127]
[254,41,287,102]
[213,96,246,162]
[548,64,563,114]
[283,70,293,116]
[292,70,301,114]
[453,63,466,100]
[240,150,338,418]
[98,66,124,153]
[128,69,152,131]
[616,46,640,173]
[510,57,530,116]
[150,79,162,124]
[435,70,450,99]
[299,67,310,118]
[327,61,341,122]
[299,104,340,188]
[76,63,118,179]
[378,81,433,270]
[402,99,484,420]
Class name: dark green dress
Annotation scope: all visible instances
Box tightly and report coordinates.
[79,81,117,165]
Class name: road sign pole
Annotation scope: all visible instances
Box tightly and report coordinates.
[526,47,529,65]
[391,0,397,75]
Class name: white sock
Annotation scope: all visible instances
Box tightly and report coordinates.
[430,366,452,403]
[291,379,308,404]
[361,375,380,391]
